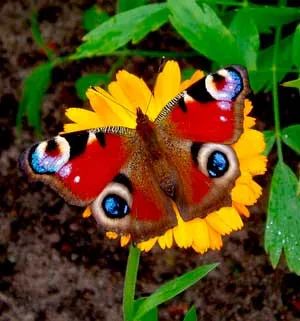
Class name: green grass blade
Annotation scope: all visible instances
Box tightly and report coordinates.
[17,62,53,134]
[133,298,158,321]
[183,306,197,321]
[265,161,300,274]
[281,125,300,154]
[168,0,243,65]
[134,263,218,321]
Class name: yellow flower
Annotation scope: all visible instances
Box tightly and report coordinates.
[64,61,267,253]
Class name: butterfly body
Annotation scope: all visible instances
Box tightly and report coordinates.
[21,65,250,242]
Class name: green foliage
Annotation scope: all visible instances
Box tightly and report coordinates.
[17,62,53,133]
[265,162,300,274]
[19,0,300,278]
[183,306,197,321]
[75,73,109,100]
[263,130,276,156]
[281,125,300,154]
[82,5,110,32]
[73,4,168,59]
[282,77,300,88]
[117,0,148,13]
[133,298,158,321]
[133,263,217,320]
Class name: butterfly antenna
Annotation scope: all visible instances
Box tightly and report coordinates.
[90,86,136,117]
[144,57,166,116]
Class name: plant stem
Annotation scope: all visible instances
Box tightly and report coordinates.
[123,245,141,321]
[271,0,287,163]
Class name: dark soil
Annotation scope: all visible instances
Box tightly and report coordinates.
[0,1,300,321]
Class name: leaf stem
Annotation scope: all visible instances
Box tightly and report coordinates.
[123,245,141,321]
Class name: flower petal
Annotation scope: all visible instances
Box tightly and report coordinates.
[106,231,118,239]
[240,154,268,175]
[232,173,263,205]
[180,70,205,91]
[207,224,223,250]
[233,201,250,217]
[217,207,243,231]
[233,129,266,159]
[137,237,158,252]
[205,210,232,236]
[191,219,210,253]
[82,206,92,218]
[120,234,131,247]
[154,61,181,116]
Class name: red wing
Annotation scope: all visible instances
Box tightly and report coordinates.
[20,130,131,206]
[156,66,250,144]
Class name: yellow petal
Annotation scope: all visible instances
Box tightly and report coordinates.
[180,70,205,91]
[115,70,157,120]
[244,99,253,116]
[207,224,223,250]
[232,173,262,205]
[240,154,267,175]
[154,61,181,115]
[65,108,105,128]
[106,231,118,239]
[233,201,250,218]
[233,129,266,159]
[217,207,243,231]
[137,237,157,252]
[191,219,210,253]
[172,205,193,248]
[244,115,256,129]
[82,206,92,218]
[158,229,174,250]
[86,87,136,128]
[120,234,131,247]
[205,210,232,236]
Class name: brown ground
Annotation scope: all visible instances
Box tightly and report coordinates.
[0,1,300,321]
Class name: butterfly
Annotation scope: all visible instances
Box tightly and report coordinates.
[20,65,250,244]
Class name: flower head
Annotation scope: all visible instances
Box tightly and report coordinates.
[64,61,267,253]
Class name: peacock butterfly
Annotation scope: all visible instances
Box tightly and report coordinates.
[20,65,250,243]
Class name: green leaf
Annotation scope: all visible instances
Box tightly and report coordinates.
[73,3,167,59]
[75,73,109,100]
[250,35,293,92]
[134,263,217,321]
[132,6,169,44]
[168,0,243,65]
[265,161,300,274]
[281,77,300,88]
[293,24,300,68]
[117,0,148,13]
[229,11,259,70]
[237,7,300,34]
[182,68,197,81]
[82,5,110,32]
[281,125,300,154]
[183,306,197,321]
[17,62,53,133]
[133,298,158,321]
[263,130,276,156]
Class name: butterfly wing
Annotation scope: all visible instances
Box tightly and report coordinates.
[21,128,177,242]
[153,66,250,222]
[156,65,250,144]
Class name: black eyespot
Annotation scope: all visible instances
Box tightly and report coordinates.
[102,194,130,219]
[207,151,229,178]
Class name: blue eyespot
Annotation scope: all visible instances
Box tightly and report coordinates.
[207,151,229,178]
[102,194,130,219]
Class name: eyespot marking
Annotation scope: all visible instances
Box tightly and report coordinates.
[207,151,229,178]
[102,194,130,219]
